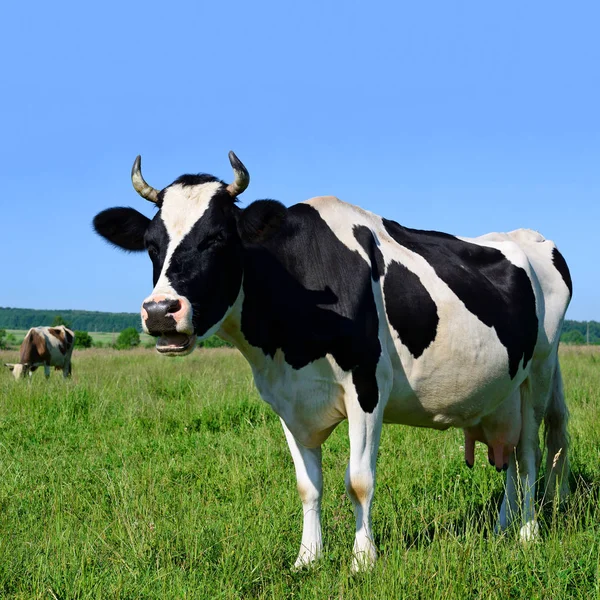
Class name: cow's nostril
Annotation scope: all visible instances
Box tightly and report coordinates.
[165,299,181,314]
[142,299,181,335]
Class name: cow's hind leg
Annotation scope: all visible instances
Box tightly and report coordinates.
[516,378,543,542]
[490,388,522,532]
[513,358,567,541]
[497,452,518,532]
[543,363,569,504]
[281,420,323,569]
[44,364,50,379]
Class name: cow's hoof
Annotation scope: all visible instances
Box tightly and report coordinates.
[293,547,321,570]
[519,520,540,543]
[351,544,377,574]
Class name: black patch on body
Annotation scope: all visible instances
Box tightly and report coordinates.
[240,205,382,413]
[353,225,385,281]
[354,224,439,357]
[383,260,439,358]
[552,247,572,297]
[382,219,538,379]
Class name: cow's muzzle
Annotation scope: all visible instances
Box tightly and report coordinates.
[141,295,196,356]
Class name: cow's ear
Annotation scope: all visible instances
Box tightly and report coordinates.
[4,364,15,371]
[93,207,151,252]
[237,200,288,244]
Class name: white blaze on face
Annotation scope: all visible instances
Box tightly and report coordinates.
[12,364,25,379]
[143,181,223,333]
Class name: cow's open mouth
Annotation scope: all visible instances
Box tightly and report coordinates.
[156,333,197,356]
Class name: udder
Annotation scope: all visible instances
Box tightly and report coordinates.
[463,392,521,472]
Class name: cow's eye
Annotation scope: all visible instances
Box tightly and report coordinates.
[147,242,159,257]
[198,232,225,251]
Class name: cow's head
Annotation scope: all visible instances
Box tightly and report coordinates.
[4,363,27,379]
[93,152,286,356]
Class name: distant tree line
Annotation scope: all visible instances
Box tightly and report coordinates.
[2,307,594,347]
[560,320,600,345]
[0,307,141,332]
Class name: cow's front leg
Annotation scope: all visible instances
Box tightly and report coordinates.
[63,361,72,378]
[43,365,50,379]
[345,401,384,572]
[281,419,323,569]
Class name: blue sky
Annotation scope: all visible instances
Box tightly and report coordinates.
[1,1,598,320]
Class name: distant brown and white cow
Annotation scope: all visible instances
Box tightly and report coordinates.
[4,326,74,379]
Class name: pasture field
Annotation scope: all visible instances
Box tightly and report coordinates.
[0,346,598,599]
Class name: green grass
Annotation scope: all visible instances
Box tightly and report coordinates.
[0,346,598,599]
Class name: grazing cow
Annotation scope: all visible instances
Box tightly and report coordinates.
[5,326,74,379]
[93,153,571,571]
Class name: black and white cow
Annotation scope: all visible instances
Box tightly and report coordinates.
[94,153,571,571]
[5,326,74,379]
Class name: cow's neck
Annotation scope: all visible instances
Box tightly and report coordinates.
[217,286,267,370]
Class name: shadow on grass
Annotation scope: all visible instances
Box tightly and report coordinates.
[374,464,600,552]
[375,488,506,552]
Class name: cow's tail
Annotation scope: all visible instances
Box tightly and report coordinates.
[544,362,570,504]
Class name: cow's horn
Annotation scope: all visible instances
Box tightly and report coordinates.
[226,151,249,197]
[131,155,159,203]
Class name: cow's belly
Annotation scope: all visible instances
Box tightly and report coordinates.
[383,333,526,429]
[383,378,521,430]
